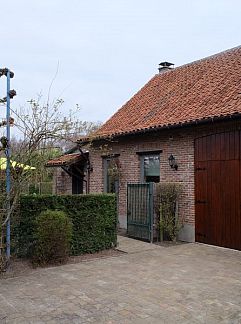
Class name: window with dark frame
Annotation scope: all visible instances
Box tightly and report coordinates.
[140,153,160,183]
[103,156,120,193]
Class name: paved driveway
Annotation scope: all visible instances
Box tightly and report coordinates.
[1,236,241,323]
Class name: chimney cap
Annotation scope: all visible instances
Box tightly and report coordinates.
[159,62,174,68]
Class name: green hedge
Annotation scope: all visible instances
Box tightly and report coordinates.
[33,210,72,265]
[16,194,117,257]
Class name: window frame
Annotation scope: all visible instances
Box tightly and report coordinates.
[137,150,162,183]
[103,154,120,193]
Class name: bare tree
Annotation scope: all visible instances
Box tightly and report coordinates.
[0,95,101,270]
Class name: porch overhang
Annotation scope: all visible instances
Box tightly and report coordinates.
[45,152,88,168]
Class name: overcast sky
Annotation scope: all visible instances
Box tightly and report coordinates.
[1,0,241,124]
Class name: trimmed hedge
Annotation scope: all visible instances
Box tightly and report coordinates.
[16,194,117,257]
[33,210,72,265]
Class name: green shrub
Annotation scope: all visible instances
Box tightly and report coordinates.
[156,183,183,241]
[33,210,72,265]
[16,194,117,257]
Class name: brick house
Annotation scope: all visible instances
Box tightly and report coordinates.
[48,46,241,250]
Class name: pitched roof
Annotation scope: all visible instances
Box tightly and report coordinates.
[94,46,241,138]
[46,153,83,167]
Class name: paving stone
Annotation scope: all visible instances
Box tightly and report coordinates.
[1,236,241,323]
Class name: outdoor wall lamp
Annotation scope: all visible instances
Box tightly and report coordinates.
[168,154,178,170]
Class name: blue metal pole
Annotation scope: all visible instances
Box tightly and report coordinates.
[6,69,11,260]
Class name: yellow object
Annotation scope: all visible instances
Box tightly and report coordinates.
[0,157,36,171]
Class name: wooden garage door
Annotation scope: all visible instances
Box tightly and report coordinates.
[195,131,241,250]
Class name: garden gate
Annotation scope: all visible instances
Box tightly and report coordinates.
[127,183,154,242]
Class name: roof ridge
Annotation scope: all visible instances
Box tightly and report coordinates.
[168,44,241,73]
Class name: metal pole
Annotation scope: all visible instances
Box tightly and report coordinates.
[6,69,11,261]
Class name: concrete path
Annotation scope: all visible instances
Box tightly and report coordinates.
[117,235,160,253]
[1,236,241,323]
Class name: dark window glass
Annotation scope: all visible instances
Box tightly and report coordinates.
[104,157,119,193]
[142,154,160,183]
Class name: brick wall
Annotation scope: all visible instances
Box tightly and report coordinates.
[88,119,241,241]
[53,168,72,195]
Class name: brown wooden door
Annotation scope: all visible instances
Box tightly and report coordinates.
[195,131,241,250]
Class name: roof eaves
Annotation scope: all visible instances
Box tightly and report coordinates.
[45,153,82,167]
[79,112,241,144]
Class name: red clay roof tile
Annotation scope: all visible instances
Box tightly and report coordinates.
[46,153,82,167]
[94,46,241,138]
